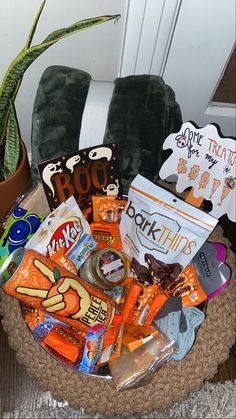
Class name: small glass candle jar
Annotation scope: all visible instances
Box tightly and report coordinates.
[79,247,126,290]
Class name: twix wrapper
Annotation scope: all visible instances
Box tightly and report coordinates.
[0,248,115,334]
[122,282,167,327]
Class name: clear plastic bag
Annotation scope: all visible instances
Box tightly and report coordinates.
[109,326,176,391]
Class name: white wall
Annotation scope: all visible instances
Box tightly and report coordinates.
[0,0,127,152]
[121,0,236,138]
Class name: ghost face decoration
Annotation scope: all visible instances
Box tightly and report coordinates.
[89,147,112,161]
[65,155,81,173]
[103,179,120,196]
[175,134,188,148]
[42,161,62,197]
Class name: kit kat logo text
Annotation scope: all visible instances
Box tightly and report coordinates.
[46,218,83,257]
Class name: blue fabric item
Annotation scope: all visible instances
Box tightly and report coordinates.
[154,310,181,343]
[154,306,205,361]
[172,307,205,361]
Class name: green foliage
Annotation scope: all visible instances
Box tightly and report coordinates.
[0,0,120,180]
[3,100,20,178]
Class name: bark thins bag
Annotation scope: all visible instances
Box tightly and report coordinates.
[120,175,218,291]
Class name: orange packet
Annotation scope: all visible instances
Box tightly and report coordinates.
[92,196,127,223]
[122,323,159,352]
[143,294,168,327]
[90,221,122,250]
[122,283,143,323]
[131,285,159,326]
[167,263,207,306]
[42,325,85,363]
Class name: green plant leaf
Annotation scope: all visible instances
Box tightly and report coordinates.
[24,0,46,50]
[0,12,120,144]
[3,101,20,179]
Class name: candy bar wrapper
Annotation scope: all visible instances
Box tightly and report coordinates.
[110,327,176,390]
[66,234,97,269]
[120,175,218,291]
[122,323,159,352]
[0,207,45,268]
[79,324,106,374]
[21,305,86,367]
[25,196,91,258]
[92,196,127,223]
[122,282,168,327]
[90,221,122,250]
[42,325,85,364]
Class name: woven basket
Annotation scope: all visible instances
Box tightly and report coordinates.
[0,185,235,417]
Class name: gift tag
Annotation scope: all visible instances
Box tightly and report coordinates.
[159,122,236,221]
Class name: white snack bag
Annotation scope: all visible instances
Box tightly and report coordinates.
[120,175,218,288]
[26,196,91,257]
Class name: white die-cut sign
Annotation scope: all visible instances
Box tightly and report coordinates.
[159,122,236,222]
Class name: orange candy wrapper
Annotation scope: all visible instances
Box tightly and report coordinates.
[90,221,122,250]
[122,283,168,327]
[92,196,127,223]
[167,263,207,306]
[123,323,159,352]
[122,283,143,323]
[42,325,85,363]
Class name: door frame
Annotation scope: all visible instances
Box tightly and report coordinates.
[119,0,182,77]
[120,0,236,137]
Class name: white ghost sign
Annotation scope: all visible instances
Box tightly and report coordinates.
[159,122,236,222]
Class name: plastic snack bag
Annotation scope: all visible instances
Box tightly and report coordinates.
[25,196,91,257]
[79,324,106,374]
[120,175,218,288]
[0,206,45,267]
[109,326,175,390]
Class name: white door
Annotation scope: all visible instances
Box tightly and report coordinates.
[120,0,236,138]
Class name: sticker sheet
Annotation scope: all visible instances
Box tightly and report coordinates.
[159,123,236,221]
[38,143,123,212]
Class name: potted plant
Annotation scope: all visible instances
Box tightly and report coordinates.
[0,0,119,217]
